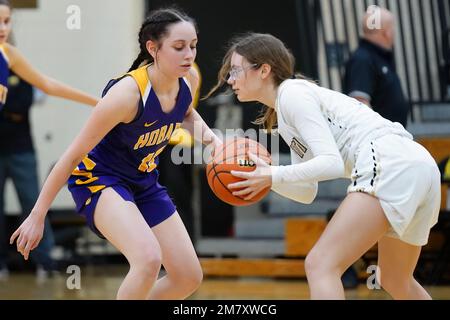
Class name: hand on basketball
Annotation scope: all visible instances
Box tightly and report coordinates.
[229,152,272,200]
[10,212,45,261]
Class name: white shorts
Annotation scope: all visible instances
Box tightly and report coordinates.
[347,134,441,246]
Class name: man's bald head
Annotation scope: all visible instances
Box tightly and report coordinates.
[362,6,396,50]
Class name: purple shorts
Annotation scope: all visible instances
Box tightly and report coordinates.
[68,181,176,239]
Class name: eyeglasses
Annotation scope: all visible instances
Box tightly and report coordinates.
[228,63,259,81]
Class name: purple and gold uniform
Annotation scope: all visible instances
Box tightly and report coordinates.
[68,65,192,238]
[0,44,10,111]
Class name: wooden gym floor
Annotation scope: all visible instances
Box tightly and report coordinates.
[1,265,450,300]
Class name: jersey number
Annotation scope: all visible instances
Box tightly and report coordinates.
[138,146,166,173]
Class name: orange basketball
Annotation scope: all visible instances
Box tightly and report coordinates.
[206,137,272,206]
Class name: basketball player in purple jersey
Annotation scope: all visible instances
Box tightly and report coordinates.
[11,8,221,299]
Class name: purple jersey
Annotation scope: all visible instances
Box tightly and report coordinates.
[0,45,9,111]
[68,65,192,215]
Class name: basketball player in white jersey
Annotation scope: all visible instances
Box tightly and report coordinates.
[207,33,440,300]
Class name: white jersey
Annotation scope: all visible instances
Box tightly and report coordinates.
[270,79,412,203]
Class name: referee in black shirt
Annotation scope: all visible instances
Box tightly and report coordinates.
[344,6,410,128]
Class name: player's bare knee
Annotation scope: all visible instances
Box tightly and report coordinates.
[305,250,326,277]
[186,265,203,290]
[132,261,161,281]
[305,248,344,280]
[130,248,162,276]
[380,274,411,297]
[180,271,203,294]
[172,262,203,291]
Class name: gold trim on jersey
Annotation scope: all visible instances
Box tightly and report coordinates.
[72,156,105,193]
[169,128,193,147]
[0,44,10,104]
[82,156,97,171]
[445,159,450,180]
[127,65,151,105]
[88,185,106,193]
[0,84,7,104]
[0,44,10,66]
[72,169,99,185]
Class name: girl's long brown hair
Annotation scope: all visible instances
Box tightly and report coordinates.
[206,33,309,133]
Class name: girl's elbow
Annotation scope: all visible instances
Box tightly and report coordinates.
[39,81,53,95]
[41,77,61,96]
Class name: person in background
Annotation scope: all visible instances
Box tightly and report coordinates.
[343,6,409,128]
[0,0,97,279]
